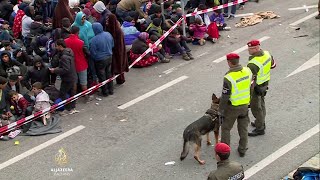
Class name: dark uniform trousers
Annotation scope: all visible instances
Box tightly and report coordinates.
[221,104,249,154]
[251,89,267,130]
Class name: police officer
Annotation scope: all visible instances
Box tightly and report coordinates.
[207,143,244,180]
[246,40,276,137]
[219,53,252,157]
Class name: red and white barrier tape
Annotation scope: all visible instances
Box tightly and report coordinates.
[0,0,246,135]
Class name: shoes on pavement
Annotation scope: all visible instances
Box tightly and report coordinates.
[238,150,245,157]
[227,14,235,20]
[223,13,228,17]
[69,109,80,115]
[316,14,320,19]
[160,58,171,63]
[248,129,265,137]
[223,26,231,31]
[239,5,244,10]
[0,135,10,141]
[187,52,194,60]
[85,95,94,103]
[250,122,266,130]
[182,53,191,61]
[59,110,69,117]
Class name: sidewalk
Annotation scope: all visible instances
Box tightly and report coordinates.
[282,153,320,180]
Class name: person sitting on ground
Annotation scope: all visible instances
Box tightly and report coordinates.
[147,35,170,63]
[207,143,245,180]
[24,55,51,90]
[32,82,51,125]
[30,15,52,37]
[5,75,22,94]
[0,40,14,58]
[167,29,194,60]
[190,18,207,46]
[13,49,33,67]
[0,20,14,42]
[30,35,50,64]
[0,51,27,78]
[0,76,16,128]
[8,90,33,119]
[146,18,163,38]
[130,32,159,67]
[121,16,141,53]
[210,9,230,31]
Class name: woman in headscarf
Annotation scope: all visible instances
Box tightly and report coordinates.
[130,32,159,68]
[52,0,74,29]
[72,11,95,48]
[92,1,111,29]
[105,14,128,84]
[13,2,28,39]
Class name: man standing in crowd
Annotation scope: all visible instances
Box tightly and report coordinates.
[219,53,252,157]
[247,40,276,137]
[49,39,78,115]
[65,26,92,103]
[207,143,245,180]
[90,23,114,97]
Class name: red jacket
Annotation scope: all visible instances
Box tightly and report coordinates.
[11,94,31,117]
[65,34,88,72]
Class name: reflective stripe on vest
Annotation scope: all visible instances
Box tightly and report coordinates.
[225,67,252,106]
[249,51,271,85]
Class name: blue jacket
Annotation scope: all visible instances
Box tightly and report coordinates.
[209,13,225,24]
[72,12,95,48]
[90,23,114,61]
[121,21,140,45]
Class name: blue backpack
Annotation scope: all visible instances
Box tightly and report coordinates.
[291,167,320,180]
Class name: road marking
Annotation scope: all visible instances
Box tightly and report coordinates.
[235,13,254,17]
[212,36,270,63]
[244,124,319,179]
[287,53,319,78]
[288,5,318,11]
[290,12,319,26]
[196,52,209,58]
[0,125,85,171]
[162,62,191,75]
[118,76,189,109]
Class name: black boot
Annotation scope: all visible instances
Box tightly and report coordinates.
[248,129,265,137]
[250,122,266,130]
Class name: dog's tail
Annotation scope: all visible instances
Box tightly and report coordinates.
[180,139,189,161]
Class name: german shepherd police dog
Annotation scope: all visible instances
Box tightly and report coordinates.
[180,93,220,165]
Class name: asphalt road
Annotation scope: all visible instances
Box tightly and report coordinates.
[0,0,319,179]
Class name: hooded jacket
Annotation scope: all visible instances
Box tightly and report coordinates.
[53,48,77,83]
[121,21,140,45]
[65,34,88,72]
[72,12,95,48]
[0,51,27,78]
[90,23,114,61]
[24,56,50,88]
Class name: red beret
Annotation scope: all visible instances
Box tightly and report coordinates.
[215,143,231,154]
[247,40,260,47]
[226,53,240,61]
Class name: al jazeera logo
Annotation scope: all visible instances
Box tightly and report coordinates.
[51,148,73,176]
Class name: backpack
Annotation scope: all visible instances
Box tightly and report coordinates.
[292,167,320,180]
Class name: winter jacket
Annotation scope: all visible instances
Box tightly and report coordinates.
[30,21,51,37]
[146,23,162,38]
[117,0,148,18]
[0,1,14,21]
[0,51,27,78]
[10,94,31,117]
[72,12,95,48]
[190,24,207,39]
[24,57,50,88]
[90,23,114,61]
[121,21,140,45]
[53,48,77,83]
[131,38,149,57]
[210,13,225,25]
[65,34,88,72]
[61,27,71,39]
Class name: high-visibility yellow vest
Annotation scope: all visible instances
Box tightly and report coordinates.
[248,51,271,85]
[224,67,252,106]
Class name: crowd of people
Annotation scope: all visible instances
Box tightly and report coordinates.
[0,0,257,139]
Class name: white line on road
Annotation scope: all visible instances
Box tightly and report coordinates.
[287,53,319,78]
[0,125,85,171]
[244,124,319,179]
[118,76,189,109]
[212,36,270,63]
[235,13,254,17]
[162,62,191,75]
[290,12,319,26]
[196,52,209,58]
[288,5,318,11]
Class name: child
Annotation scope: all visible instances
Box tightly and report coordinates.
[8,90,33,119]
[167,29,194,60]
[190,18,207,46]
[30,15,52,37]
[210,9,230,31]
[147,35,170,63]
[31,82,51,125]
